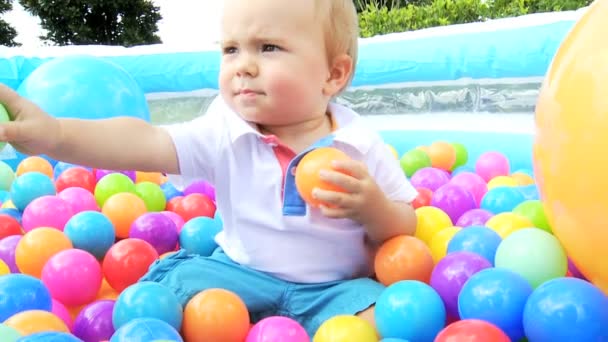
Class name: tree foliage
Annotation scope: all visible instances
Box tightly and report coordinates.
[19,0,162,46]
[0,0,19,47]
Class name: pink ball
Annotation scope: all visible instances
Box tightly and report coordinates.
[42,248,103,307]
[52,298,74,331]
[449,172,488,206]
[475,152,510,182]
[58,187,100,213]
[22,195,74,232]
[246,316,309,342]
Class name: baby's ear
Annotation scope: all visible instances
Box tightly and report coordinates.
[323,54,353,97]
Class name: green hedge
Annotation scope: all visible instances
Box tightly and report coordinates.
[358,0,593,38]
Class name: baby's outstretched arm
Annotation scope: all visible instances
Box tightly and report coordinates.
[0,84,179,174]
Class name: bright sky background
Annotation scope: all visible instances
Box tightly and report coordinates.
[2,0,224,48]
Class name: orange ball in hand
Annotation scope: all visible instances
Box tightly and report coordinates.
[295,147,351,208]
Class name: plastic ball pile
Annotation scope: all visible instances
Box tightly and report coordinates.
[0,142,607,341]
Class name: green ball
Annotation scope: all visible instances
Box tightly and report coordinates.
[0,104,10,152]
[135,181,167,212]
[513,200,551,233]
[0,323,21,342]
[495,228,567,288]
[400,149,431,177]
[451,142,468,170]
[94,173,136,207]
[0,161,15,191]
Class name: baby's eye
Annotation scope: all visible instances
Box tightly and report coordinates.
[223,46,237,54]
[262,44,281,52]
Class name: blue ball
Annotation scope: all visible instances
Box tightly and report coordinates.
[112,282,183,331]
[523,277,608,341]
[160,182,183,201]
[18,56,150,121]
[179,216,222,256]
[458,268,532,341]
[480,187,525,214]
[17,331,82,341]
[10,172,56,211]
[0,274,52,321]
[375,280,446,342]
[517,184,540,201]
[110,318,183,342]
[0,190,10,203]
[447,226,502,265]
[64,211,116,260]
[451,165,475,176]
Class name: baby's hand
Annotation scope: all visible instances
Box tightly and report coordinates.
[312,159,384,224]
[0,84,62,156]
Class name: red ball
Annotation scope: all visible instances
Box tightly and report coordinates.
[166,196,183,212]
[435,319,510,342]
[412,187,433,209]
[102,238,159,292]
[172,194,215,222]
[55,167,96,193]
[0,214,21,239]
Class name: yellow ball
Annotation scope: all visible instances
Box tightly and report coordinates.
[385,144,399,159]
[313,315,378,342]
[511,172,535,186]
[415,206,453,245]
[429,226,461,263]
[1,200,15,209]
[485,213,534,238]
[487,176,518,190]
[0,259,10,276]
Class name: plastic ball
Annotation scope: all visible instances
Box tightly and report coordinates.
[135,182,166,212]
[523,277,608,341]
[102,238,158,292]
[129,212,178,255]
[411,187,432,209]
[429,226,461,263]
[375,280,446,341]
[101,192,147,239]
[0,323,21,341]
[295,147,351,208]
[410,167,449,192]
[10,172,56,211]
[511,172,535,186]
[73,300,115,342]
[42,249,103,307]
[160,182,183,202]
[160,211,185,233]
[64,211,115,260]
[512,200,551,233]
[135,171,163,185]
[109,318,183,342]
[414,206,453,244]
[55,167,96,193]
[16,331,81,341]
[183,180,216,202]
[375,235,434,286]
[95,170,136,183]
[313,315,378,342]
[21,195,74,232]
[0,161,15,191]
[484,212,533,238]
[15,227,73,278]
[182,288,250,342]
[0,274,52,321]
[16,157,53,179]
[435,319,510,342]
[0,235,21,273]
[51,299,73,332]
[179,216,222,256]
[487,176,517,189]
[494,228,567,288]
[448,172,487,207]
[0,214,21,239]
[400,149,431,177]
[113,282,183,331]
[458,268,532,341]
[172,193,216,222]
[455,209,493,227]
[430,184,476,224]
[427,141,456,171]
[475,152,510,182]
[480,186,525,214]
[0,259,9,276]
[58,187,100,214]
[447,226,502,265]
[450,142,468,170]
[4,310,69,336]
[246,316,309,342]
[94,173,136,208]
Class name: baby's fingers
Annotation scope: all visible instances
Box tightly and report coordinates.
[0,84,22,118]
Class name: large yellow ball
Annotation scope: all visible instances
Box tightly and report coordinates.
[534,0,608,294]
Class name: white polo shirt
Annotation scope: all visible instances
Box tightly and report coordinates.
[164,96,418,283]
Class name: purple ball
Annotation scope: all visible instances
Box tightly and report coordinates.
[430,184,477,224]
[183,180,215,202]
[0,235,22,273]
[129,213,178,255]
[456,209,494,227]
[410,167,451,191]
[568,258,587,280]
[95,169,136,183]
[73,300,115,342]
[430,251,492,318]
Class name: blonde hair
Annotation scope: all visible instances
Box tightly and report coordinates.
[315,0,360,91]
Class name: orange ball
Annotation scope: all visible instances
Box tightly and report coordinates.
[183,288,250,342]
[101,192,147,238]
[15,227,73,278]
[295,147,351,208]
[427,141,457,171]
[135,171,163,184]
[4,310,70,335]
[374,235,434,286]
[16,156,53,179]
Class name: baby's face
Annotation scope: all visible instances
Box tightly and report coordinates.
[219,0,332,127]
